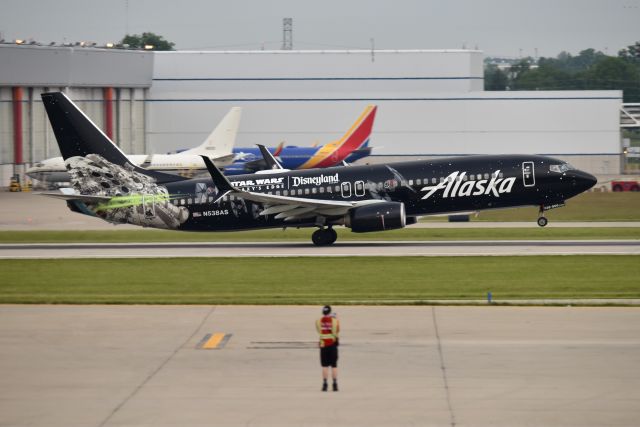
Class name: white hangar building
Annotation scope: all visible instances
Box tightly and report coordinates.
[0,45,624,186]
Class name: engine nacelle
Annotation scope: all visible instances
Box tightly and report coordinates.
[345,202,406,233]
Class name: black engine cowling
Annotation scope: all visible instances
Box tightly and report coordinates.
[345,202,406,233]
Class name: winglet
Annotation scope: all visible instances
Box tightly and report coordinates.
[200,156,235,193]
[257,144,284,170]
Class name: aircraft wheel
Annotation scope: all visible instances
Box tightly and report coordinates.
[537,216,548,227]
[327,228,338,244]
[312,228,336,246]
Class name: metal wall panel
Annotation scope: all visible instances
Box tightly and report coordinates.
[147,51,621,175]
[132,88,146,154]
[0,45,153,88]
[0,88,13,164]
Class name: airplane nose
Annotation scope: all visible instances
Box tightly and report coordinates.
[572,170,597,193]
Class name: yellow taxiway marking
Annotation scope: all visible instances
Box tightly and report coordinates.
[202,333,226,349]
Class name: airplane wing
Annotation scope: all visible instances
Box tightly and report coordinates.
[200,156,385,221]
[239,191,384,220]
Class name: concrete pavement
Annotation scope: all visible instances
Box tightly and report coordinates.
[1,305,639,427]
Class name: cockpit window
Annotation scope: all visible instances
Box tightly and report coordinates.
[550,163,575,173]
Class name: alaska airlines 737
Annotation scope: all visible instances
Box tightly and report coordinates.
[40,92,597,246]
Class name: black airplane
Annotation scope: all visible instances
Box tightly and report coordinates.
[41,92,597,246]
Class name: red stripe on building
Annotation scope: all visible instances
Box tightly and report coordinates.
[104,87,114,140]
[12,87,23,164]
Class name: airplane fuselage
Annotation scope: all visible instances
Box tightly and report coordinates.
[82,154,595,232]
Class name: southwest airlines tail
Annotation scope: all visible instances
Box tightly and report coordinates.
[298,105,377,169]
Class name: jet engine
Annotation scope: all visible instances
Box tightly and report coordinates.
[345,202,406,232]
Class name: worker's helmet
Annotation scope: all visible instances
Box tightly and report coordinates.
[322,305,331,315]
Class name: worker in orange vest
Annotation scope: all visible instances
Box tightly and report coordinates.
[316,305,340,391]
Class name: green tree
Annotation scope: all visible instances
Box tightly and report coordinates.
[121,32,175,50]
[484,64,508,90]
[618,41,640,63]
[585,56,640,101]
[512,62,578,91]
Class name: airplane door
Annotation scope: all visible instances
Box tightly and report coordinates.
[341,182,352,198]
[354,180,365,197]
[522,162,535,187]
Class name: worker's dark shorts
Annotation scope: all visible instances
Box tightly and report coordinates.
[320,345,338,367]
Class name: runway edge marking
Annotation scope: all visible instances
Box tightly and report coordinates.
[197,333,232,349]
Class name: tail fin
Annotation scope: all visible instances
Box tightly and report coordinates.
[41,92,186,184]
[273,141,285,157]
[182,107,241,157]
[298,105,377,169]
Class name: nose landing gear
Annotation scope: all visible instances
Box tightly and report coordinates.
[537,205,548,227]
[312,227,338,246]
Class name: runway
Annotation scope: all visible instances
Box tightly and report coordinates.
[1,239,639,258]
[1,305,639,427]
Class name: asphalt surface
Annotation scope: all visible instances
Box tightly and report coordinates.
[1,305,639,427]
[0,239,639,258]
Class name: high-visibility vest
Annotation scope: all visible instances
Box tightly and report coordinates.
[316,315,339,347]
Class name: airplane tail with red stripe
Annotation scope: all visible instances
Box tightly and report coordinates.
[299,105,377,169]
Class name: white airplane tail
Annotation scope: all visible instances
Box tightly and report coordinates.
[182,107,242,158]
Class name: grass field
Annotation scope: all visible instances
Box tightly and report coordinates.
[423,192,640,222]
[1,256,637,304]
[1,227,640,243]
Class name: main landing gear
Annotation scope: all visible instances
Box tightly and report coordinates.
[537,205,548,227]
[312,227,338,246]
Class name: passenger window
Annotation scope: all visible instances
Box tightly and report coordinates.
[341,182,352,198]
[416,179,422,185]
[283,190,288,196]
[304,188,310,195]
[409,179,414,186]
[432,178,437,184]
[312,188,317,194]
[319,187,325,193]
[484,173,489,180]
[334,185,340,192]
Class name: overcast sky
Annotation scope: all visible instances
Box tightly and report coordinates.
[1,0,639,57]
